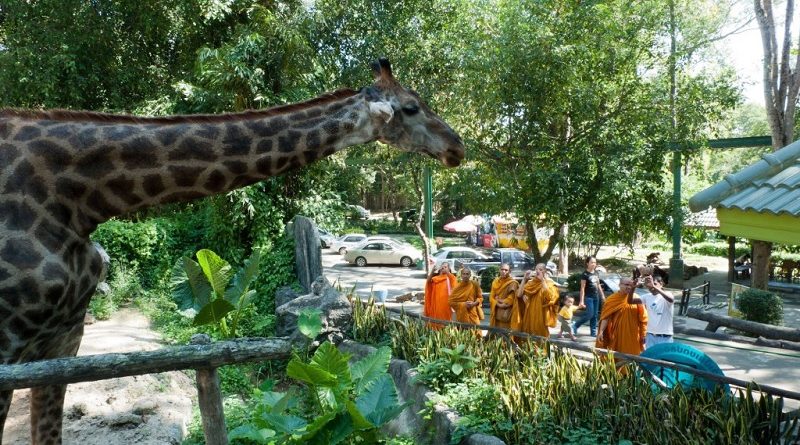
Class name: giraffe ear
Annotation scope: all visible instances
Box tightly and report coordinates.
[371,58,394,80]
[368,100,394,123]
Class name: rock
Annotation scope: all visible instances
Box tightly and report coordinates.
[394,292,413,303]
[276,275,352,345]
[132,400,158,416]
[290,215,323,293]
[275,286,299,307]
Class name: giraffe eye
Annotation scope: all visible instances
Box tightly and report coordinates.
[402,104,420,115]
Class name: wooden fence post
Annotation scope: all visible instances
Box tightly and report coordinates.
[190,334,228,445]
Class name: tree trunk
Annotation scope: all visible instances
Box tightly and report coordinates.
[558,224,569,275]
[687,307,800,341]
[751,240,772,290]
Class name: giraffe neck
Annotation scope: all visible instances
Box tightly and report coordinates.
[2,89,376,236]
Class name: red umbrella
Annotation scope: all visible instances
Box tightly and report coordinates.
[443,219,478,233]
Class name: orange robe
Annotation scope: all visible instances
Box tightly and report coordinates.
[424,272,457,329]
[595,291,648,355]
[519,277,560,339]
[489,276,521,330]
[449,280,484,325]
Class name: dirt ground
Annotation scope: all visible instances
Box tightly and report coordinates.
[3,308,197,445]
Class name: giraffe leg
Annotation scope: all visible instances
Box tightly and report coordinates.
[31,384,67,445]
[0,389,13,443]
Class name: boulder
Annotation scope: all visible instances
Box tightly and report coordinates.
[288,215,323,293]
[276,275,352,345]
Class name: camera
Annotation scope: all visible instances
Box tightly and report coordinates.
[632,264,654,286]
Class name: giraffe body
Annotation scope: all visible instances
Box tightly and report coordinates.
[0,59,463,444]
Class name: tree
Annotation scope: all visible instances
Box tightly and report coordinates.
[751,0,800,289]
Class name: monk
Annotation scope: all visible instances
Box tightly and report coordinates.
[489,263,522,332]
[424,262,457,329]
[517,263,560,340]
[449,267,484,326]
[595,277,648,356]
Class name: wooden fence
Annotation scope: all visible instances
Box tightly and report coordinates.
[0,335,292,445]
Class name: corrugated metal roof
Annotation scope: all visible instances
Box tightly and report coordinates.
[684,207,720,228]
[688,141,800,216]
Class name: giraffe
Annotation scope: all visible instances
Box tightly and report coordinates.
[0,58,464,444]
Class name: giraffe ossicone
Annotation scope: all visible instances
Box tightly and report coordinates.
[0,58,464,444]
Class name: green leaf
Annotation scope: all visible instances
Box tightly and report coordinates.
[224,249,261,305]
[298,308,323,339]
[451,362,464,376]
[196,249,232,298]
[302,411,353,445]
[311,342,351,384]
[351,346,391,393]
[193,298,235,326]
[346,400,373,431]
[261,390,296,414]
[171,256,212,310]
[228,425,276,443]
[261,413,307,434]
[286,359,335,386]
[355,374,406,427]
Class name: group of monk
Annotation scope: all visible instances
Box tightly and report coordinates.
[423,261,650,358]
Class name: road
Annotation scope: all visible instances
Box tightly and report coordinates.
[321,249,800,411]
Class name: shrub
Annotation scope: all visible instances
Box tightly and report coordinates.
[736,289,783,326]
[686,241,749,258]
[92,219,173,288]
[566,272,582,292]
[480,266,499,292]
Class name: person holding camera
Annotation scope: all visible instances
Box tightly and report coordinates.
[596,277,648,357]
[517,263,560,340]
[627,275,674,348]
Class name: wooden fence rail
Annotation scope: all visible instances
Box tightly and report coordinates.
[0,335,293,445]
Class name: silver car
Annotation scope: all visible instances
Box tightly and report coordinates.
[330,234,368,255]
[318,228,337,248]
[431,247,489,271]
[344,241,422,267]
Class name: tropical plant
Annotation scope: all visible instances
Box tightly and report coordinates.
[415,343,479,393]
[229,342,408,443]
[736,288,783,326]
[480,266,499,293]
[171,248,261,338]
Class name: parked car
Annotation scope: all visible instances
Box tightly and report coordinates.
[330,234,368,255]
[344,240,423,267]
[460,248,536,278]
[431,247,490,271]
[346,204,371,220]
[318,228,337,248]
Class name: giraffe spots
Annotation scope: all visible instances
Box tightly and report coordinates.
[275,157,289,171]
[256,156,273,175]
[288,111,307,121]
[292,117,325,129]
[75,149,115,179]
[47,124,73,138]
[121,137,160,169]
[29,140,71,174]
[3,160,33,193]
[23,307,55,326]
[0,143,20,166]
[0,330,10,351]
[322,121,340,135]
[0,266,10,282]
[223,160,248,175]
[278,130,302,153]
[302,150,318,165]
[55,177,88,200]
[246,117,287,137]
[44,285,64,305]
[325,135,340,148]
[256,139,273,153]
[106,176,142,206]
[0,121,10,138]
[42,261,68,283]
[343,121,355,132]
[327,102,345,113]
[168,165,205,187]
[86,190,122,218]
[156,125,185,146]
[102,124,136,141]
[306,129,321,150]
[69,127,98,147]
[10,314,38,338]
[44,202,72,225]
[195,125,220,140]
[306,107,323,118]
[322,148,336,158]
[0,238,42,270]
[222,124,251,156]
[204,169,228,192]
[167,137,216,162]
[13,125,41,141]
[3,200,36,231]
[143,174,166,197]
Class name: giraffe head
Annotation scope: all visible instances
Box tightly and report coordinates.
[365,58,464,167]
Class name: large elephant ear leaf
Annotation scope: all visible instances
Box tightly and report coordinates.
[171,256,212,310]
[355,374,407,428]
[351,346,391,393]
[196,249,232,298]
[193,298,236,326]
[224,249,261,305]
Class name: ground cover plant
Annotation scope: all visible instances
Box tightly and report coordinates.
[350,299,799,444]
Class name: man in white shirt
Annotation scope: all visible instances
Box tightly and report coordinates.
[629,275,674,348]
